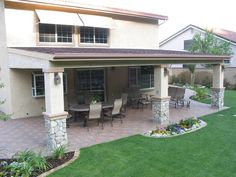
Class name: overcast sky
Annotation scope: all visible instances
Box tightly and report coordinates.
[74,0,236,41]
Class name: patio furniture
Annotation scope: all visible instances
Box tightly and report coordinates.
[168,86,190,108]
[84,102,103,129]
[137,94,151,110]
[121,93,128,112]
[104,98,124,126]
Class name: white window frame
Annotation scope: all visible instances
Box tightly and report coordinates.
[38,23,74,45]
[32,72,68,98]
[128,66,154,90]
[80,27,109,45]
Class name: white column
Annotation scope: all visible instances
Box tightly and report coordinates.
[152,65,170,125]
[211,64,225,109]
[43,68,68,151]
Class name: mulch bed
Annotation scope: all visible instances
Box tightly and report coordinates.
[0,151,75,177]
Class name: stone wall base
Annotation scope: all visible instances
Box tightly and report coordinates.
[45,116,68,151]
[211,88,225,109]
[152,97,170,125]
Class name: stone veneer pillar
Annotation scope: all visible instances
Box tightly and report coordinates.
[211,64,224,109]
[43,68,68,151]
[152,65,170,125]
[44,113,68,150]
[211,88,225,109]
[152,97,170,125]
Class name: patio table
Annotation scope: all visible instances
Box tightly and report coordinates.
[69,102,113,126]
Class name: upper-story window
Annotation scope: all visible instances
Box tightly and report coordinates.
[80,27,108,44]
[184,40,193,51]
[39,24,73,43]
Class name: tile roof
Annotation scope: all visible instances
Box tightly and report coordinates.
[11,47,230,60]
[213,28,236,44]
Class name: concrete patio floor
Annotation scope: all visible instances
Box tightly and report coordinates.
[0,90,225,158]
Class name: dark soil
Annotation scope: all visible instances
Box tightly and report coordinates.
[0,151,75,177]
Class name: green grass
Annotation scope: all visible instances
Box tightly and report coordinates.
[49,90,236,177]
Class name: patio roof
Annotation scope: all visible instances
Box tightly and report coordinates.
[9,47,231,68]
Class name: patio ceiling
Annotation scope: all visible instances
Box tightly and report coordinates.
[9,47,231,69]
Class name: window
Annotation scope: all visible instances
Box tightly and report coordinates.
[184,40,193,50]
[80,27,108,44]
[129,66,154,89]
[77,69,105,101]
[39,24,73,43]
[32,73,68,97]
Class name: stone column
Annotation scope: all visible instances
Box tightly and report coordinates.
[152,65,170,125]
[211,64,225,109]
[43,68,68,151]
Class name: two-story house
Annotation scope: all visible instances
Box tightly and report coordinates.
[0,0,229,150]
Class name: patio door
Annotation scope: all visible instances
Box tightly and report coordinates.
[77,69,106,102]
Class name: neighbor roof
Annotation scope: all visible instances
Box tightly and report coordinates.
[160,24,236,46]
[5,0,168,21]
[10,47,231,61]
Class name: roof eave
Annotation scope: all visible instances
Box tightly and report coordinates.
[5,0,168,21]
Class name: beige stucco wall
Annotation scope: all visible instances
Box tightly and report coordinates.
[170,67,236,85]
[110,18,159,49]
[5,8,37,47]
[4,7,159,49]
[0,0,12,115]
[9,69,72,119]
[10,69,45,118]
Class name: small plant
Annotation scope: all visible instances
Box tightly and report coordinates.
[193,87,209,100]
[52,146,66,160]
[4,150,49,177]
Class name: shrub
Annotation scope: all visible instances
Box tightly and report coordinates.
[178,71,191,85]
[195,71,212,88]
[4,150,49,177]
[170,75,180,85]
[193,87,209,100]
[52,146,66,160]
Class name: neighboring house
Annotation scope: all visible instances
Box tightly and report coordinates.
[159,24,236,84]
[0,0,228,149]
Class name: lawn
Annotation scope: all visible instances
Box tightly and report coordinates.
[49,90,236,177]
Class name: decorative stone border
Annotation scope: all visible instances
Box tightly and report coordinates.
[143,120,207,138]
[38,150,80,177]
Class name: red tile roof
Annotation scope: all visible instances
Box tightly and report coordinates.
[213,28,236,44]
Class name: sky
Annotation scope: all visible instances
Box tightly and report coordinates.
[70,0,236,41]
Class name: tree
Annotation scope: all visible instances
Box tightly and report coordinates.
[0,82,10,121]
[186,30,233,85]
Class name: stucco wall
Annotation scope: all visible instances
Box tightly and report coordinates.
[4,8,159,49]
[170,67,236,85]
[9,69,72,119]
[10,69,45,118]
[5,8,37,47]
[0,0,12,115]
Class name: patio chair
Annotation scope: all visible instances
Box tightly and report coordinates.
[85,102,103,130]
[104,98,124,126]
[137,94,151,110]
[121,93,128,112]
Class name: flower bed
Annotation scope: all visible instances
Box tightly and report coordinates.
[144,117,207,138]
[0,147,77,177]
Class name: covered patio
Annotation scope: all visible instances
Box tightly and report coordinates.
[7,47,229,152]
[0,89,226,158]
